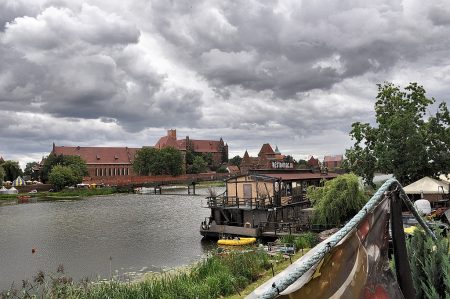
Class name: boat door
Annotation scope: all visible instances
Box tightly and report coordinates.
[243,184,252,199]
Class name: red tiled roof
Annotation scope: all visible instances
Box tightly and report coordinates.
[308,156,320,167]
[258,143,275,156]
[155,136,179,149]
[259,172,339,181]
[323,155,343,162]
[190,140,221,153]
[227,165,240,173]
[53,146,140,164]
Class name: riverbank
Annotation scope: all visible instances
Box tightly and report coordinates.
[0,181,225,202]
[1,248,309,299]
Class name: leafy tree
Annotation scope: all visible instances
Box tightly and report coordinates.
[188,156,208,174]
[41,154,65,183]
[346,82,450,186]
[216,165,228,173]
[284,155,296,163]
[133,147,160,175]
[229,155,242,166]
[202,152,214,166]
[307,173,367,226]
[296,159,308,169]
[159,147,183,176]
[48,165,79,190]
[133,147,183,176]
[62,155,88,178]
[40,154,87,183]
[24,161,40,180]
[0,165,5,185]
[2,160,23,182]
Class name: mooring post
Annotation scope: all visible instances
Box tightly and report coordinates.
[390,188,416,299]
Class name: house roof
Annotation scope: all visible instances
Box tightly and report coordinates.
[53,146,140,164]
[155,136,179,149]
[190,140,222,153]
[323,155,343,162]
[228,171,339,182]
[308,156,320,167]
[403,176,449,194]
[440,174,450,183]
[259,172,339,181]
[227,165,240,173]
[258,143,275,156]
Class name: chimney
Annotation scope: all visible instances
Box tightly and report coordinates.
[168,129,176,139]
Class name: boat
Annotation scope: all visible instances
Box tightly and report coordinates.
[217,237,257,246]
[134,187,154,194]
[17,195,31,203]
[200,169,339,239]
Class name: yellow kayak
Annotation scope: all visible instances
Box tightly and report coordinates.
[217,237,257,246]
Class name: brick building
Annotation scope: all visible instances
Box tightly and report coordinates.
[49,130,228,182]
[155,129,228,166]
[52,144,140,180]
[240,143,292,174]
[323,154,344,170]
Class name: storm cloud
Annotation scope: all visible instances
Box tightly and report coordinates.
[1,0,449,167]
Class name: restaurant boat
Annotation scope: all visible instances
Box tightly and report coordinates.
[200,169,338,239]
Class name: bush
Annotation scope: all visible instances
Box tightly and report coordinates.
[407,229,450,299]
[308,173,367,226]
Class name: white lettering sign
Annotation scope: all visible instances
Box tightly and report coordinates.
[271,161,293,169]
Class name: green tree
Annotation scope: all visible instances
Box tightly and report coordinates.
[347,82,450,186]
[188,156,208,174]
[0,165,5,185]
[307,173,367,226]
[2,160,23,182]
[133,147,160,175]
[202,152,214,166]
[48,165,79,190]
[24,161,40,180]
[229,155,242,166]
[62,155,88,178]
[159,147,183,176]
[40,154,87,183]
[133,147,183,176]
[41,154,65,183]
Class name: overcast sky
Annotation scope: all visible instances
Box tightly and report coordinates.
[1,0,450,168]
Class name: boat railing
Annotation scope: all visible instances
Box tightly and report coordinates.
[206,196,273,209]
[259,221,298,235]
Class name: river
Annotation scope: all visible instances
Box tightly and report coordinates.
[0,187,222,290]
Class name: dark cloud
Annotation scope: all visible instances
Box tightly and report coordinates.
[1,0,450,167]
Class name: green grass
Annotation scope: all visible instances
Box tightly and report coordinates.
[2,250,272,299]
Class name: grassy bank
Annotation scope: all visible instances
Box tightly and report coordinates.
[2,250,276,299]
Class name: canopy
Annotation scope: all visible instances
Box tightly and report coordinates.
[403,176,449,195]
[12,176,26,186]
[440,174,450,183]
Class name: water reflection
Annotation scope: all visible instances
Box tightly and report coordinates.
[0,188,223,290]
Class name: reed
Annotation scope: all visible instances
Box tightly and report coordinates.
[1,251,271,299]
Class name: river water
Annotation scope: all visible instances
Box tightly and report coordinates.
[0,188,222,290]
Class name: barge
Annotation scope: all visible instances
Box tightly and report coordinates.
[200,169,339,239]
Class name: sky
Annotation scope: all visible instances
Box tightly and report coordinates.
[1,0,450,169]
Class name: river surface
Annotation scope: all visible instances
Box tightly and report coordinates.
[0,188,222,290]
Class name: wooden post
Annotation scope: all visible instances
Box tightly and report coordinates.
[390,188,416,299]
[193,182,196,195]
